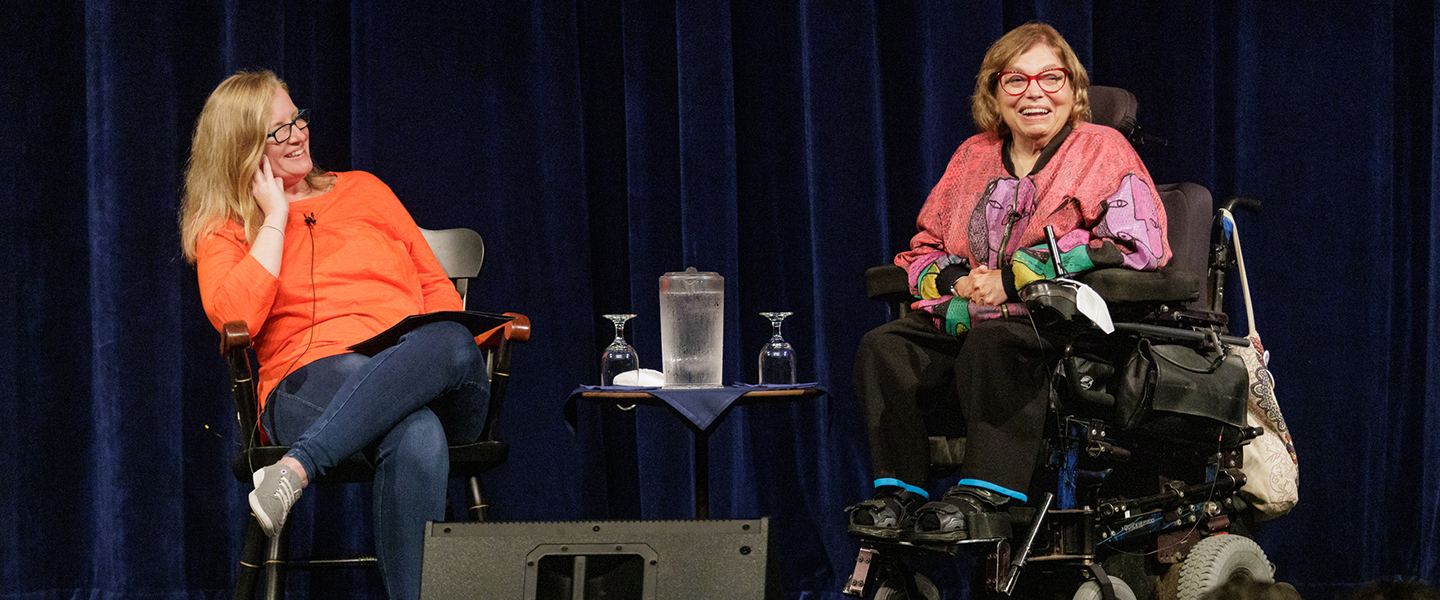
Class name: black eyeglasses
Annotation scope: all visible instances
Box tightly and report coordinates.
[267,108,310,144]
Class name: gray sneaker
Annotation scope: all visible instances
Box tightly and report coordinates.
[249,464,304,537]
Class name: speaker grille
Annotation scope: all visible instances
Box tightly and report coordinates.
[421,519,778,600]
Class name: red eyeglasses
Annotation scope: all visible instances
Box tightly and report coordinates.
[995,68,1070,96]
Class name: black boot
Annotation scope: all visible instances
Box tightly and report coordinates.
[907,484,1013,544]
[846,489,926,541]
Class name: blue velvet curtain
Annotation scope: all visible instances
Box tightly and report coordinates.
[2,1,1437,598]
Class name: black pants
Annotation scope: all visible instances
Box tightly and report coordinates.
[853,310,1066,495]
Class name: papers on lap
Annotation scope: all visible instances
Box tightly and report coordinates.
[348,311,513,356]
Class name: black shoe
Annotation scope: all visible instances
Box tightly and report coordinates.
[907,485,1013,544]
[846,489,926,541]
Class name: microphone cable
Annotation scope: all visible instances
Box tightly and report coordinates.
[248,212,319,473]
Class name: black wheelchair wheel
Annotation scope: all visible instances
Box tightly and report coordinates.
[1175,535,1274,600]
[868,570,940,600]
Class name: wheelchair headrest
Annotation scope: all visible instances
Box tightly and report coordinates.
[1087,85,1139,139]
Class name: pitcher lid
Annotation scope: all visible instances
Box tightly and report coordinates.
[659,267,724,290]
[662,267,721,278]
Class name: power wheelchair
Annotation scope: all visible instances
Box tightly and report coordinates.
[842,88,1280,600]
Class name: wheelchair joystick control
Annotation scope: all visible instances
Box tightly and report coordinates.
[1019,226,1094,329]
[1044,225,1068,277]
[1019,226,1079,324]
[1018,226,1114,332]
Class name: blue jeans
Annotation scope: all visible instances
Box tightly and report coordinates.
[260,321,489,600]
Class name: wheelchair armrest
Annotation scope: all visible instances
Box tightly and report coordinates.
[1077,266,1199,305]
[864,264,911,303]
[868,264,1199,306]
[865,264,916,319]
[1025,268,1202,330]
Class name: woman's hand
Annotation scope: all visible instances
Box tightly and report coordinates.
[963,265,1007,306]
[249,156,288,277]
[252,156,289,220]
[953,274,975,300]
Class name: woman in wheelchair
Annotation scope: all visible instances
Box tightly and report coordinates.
[848,23,1170,545]
[179,70,489,600]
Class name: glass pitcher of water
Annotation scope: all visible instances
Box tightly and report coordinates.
[659,268,724,388]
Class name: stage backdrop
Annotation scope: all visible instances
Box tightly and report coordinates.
[2,1,1437,599]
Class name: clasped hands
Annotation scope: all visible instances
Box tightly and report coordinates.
[952,264,1006,306]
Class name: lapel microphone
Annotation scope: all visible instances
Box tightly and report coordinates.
[304,213,316,227]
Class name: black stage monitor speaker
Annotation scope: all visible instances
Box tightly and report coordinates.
[420,518,779,600]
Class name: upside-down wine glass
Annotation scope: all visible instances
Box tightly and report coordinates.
[600,314,639,386]
[757,312,797,385]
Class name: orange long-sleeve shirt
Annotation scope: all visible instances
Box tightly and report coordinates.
[196,171,461,411]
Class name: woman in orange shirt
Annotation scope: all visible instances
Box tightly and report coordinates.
[180,69,487,600]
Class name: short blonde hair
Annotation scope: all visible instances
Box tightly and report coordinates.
[971,22,1091,136]
[178,69,331,262]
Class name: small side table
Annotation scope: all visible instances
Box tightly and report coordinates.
[569,386,826,520]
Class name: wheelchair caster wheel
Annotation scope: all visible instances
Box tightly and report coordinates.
[1073,576,1138,600]
[1175,535,1274,600]
[868,571,939,600]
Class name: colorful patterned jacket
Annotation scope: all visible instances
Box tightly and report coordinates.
[897,123,1171,335]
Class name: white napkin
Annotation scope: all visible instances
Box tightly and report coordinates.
[613,368,665,387]
[1062,278,1114,334]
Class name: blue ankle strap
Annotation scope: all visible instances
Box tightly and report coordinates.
[958,479,1026,502]
[874,478,929,499]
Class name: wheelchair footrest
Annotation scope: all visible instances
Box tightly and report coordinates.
[970,511,1014,541]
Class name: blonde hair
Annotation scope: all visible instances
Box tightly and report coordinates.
[179,69,332,262]
[971,22,1092,136]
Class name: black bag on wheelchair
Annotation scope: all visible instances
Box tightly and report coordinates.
[1110,338,1250,443]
